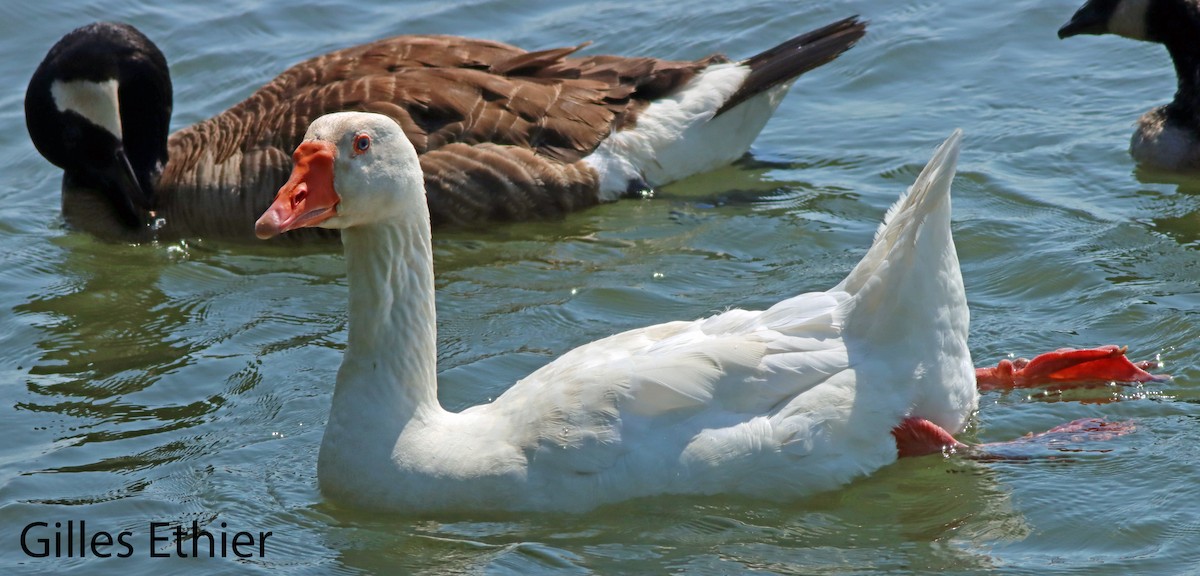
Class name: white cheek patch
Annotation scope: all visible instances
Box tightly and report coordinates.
[50,78,123,140]
[1109,0,1150,40]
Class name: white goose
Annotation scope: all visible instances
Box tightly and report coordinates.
[255,111,980,512]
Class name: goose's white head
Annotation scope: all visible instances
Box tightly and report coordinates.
[255,112,424,239]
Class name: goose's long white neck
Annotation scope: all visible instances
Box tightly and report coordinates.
[335,219,442,425]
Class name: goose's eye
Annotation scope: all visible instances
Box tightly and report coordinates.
[353,133,371,155]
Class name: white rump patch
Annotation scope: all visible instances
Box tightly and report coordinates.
[1109,0,1150,40]
[51,78,123,140]
[583,64,762,200]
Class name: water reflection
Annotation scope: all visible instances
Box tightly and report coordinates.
[1134,169,1200,248]
[15,236,208,452]
[312,456,1024,574]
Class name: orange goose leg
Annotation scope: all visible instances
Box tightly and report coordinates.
[895,345,1168,459]
[974,345,1168,391]
[893,417,1139,459]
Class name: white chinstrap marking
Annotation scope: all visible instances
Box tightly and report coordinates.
[1109,0,1151,40]
[51,78,123,140]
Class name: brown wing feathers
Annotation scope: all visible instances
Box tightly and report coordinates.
[159,20,861,236]
[422,143,601,226]
[163,34,701,235]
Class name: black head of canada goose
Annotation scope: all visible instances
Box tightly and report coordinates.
[26,17,864,242]
[1059,0,1200,171]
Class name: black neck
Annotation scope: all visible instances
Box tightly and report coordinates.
[1151,1,1200,126]
[117,46,173,192]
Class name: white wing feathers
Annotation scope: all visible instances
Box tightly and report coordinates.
[493,287,856,476]
[486,131,967,493]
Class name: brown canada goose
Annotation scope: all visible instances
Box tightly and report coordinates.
[26,17,864,241]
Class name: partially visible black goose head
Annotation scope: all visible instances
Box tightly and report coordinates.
[1059,0,1199,43]
[1059,0,1138,39]
[1059,0,1200,172]
[25,22,172,229]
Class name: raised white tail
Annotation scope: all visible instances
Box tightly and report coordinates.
[836,130,974,433]
[839,130,963,325]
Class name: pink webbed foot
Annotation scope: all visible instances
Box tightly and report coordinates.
[975,345,1170,391]
[892,417,969,458]
[893,417,1136,461]
[970,418,1137,461]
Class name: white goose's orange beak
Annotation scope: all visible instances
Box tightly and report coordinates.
[255,140,340,239]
